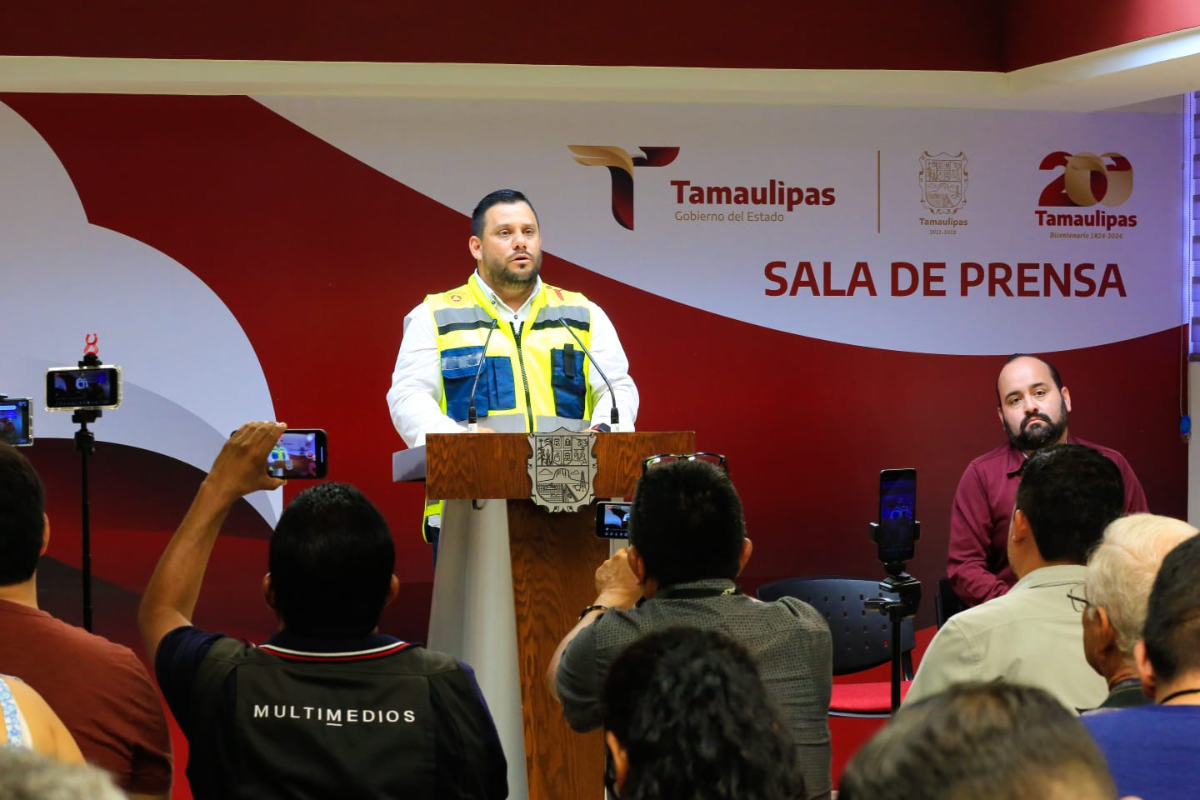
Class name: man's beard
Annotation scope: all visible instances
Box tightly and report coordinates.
[1005,400,1068,451]
[483,252,541,290]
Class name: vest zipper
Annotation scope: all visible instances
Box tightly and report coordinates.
[511,321,536,432]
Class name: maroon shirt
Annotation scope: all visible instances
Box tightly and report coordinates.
[0,599,172,794]
[946,435,1148,607]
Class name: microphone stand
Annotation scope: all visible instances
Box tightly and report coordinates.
[555,318,619,431]
[467,320,499,433]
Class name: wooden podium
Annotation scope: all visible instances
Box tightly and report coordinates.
[400,431,694,800]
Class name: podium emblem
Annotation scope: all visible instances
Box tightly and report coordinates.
[527,429,597,512]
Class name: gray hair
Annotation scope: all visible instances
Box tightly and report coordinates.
[1084,513,1199,656]
[0,750,125,800]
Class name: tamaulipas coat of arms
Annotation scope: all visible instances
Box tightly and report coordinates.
[527,429,597,512]
[919,151,968,214]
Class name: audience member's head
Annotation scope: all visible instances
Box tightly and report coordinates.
[601,626,803,800]
[628,460,748,588]
[267,482,397,639]
[1084,514,1198,682]
[840,682,1119,800]
[1009,444,1123,576]
[0,443,46,588]
[1138,534,1200,699]
[0,749,124,800]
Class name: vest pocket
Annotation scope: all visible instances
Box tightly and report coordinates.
[551,347,587,420]
[441,347,515,421]
[486,357,516,412]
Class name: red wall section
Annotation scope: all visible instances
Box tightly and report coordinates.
[1004,0,1200,69]
[1,92,448,586]
[1,1,1005,71]
[6,2,1198,72]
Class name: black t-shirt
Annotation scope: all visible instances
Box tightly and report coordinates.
[157,626,507,800]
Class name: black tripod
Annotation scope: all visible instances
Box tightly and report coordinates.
[866,521,922,713]
[71,353,104,632]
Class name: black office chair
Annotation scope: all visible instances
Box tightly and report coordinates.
[935,577,968,628]
[759,576,915,717]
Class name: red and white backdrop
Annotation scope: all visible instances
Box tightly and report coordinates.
[0,92,1187,765]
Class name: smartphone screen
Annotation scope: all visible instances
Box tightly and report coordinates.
[268,429,328,479]
[877,468,917,562]
[0,398,32,446]
[880,468,916,522]
[595,502,631,539]
[45,366,122,411]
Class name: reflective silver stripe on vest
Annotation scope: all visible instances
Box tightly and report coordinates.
[433,306,492,326]
[433,306,494,335]
[533,304,591,329]
[455,415,588,432]
[441,351,484,372]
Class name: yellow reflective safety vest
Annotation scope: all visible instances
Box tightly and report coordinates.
[427,275,596,433]
[422,275,596,540]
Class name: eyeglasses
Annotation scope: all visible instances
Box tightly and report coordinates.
[642,452,728,474]
[1067,585,1092,613]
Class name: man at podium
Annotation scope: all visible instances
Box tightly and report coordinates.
[387,189,639,542]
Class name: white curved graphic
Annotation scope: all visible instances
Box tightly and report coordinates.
[255,97,1182,355]
[0,102,281,525]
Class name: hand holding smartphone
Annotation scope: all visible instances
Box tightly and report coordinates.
[595,501,631,539]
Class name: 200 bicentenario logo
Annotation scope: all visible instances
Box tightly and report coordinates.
[1035,151,1136,238]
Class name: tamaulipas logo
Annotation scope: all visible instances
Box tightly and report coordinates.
[569,145,680,230]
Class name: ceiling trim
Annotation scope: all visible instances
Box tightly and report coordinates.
[1,25,1197,112]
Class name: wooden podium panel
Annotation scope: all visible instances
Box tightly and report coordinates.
[419,431,695,800]
[425,431,694,500]
[508,503,607,800]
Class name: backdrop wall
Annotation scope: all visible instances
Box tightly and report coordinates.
[1,90,1186,662]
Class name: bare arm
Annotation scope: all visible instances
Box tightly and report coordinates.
[138,421,287,664]
[546,548,643,702]
[7,678,84,764]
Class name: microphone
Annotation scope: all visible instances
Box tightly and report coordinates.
[556,317,619,431]
[467,319,499,432]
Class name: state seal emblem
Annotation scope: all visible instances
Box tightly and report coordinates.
[527,429,597,512]
[919,152,968,214]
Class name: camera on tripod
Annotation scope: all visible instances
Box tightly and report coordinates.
[866,468,922,712]
[45,337,123,633]
[869,467,921,601]
[45,363,122,412]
